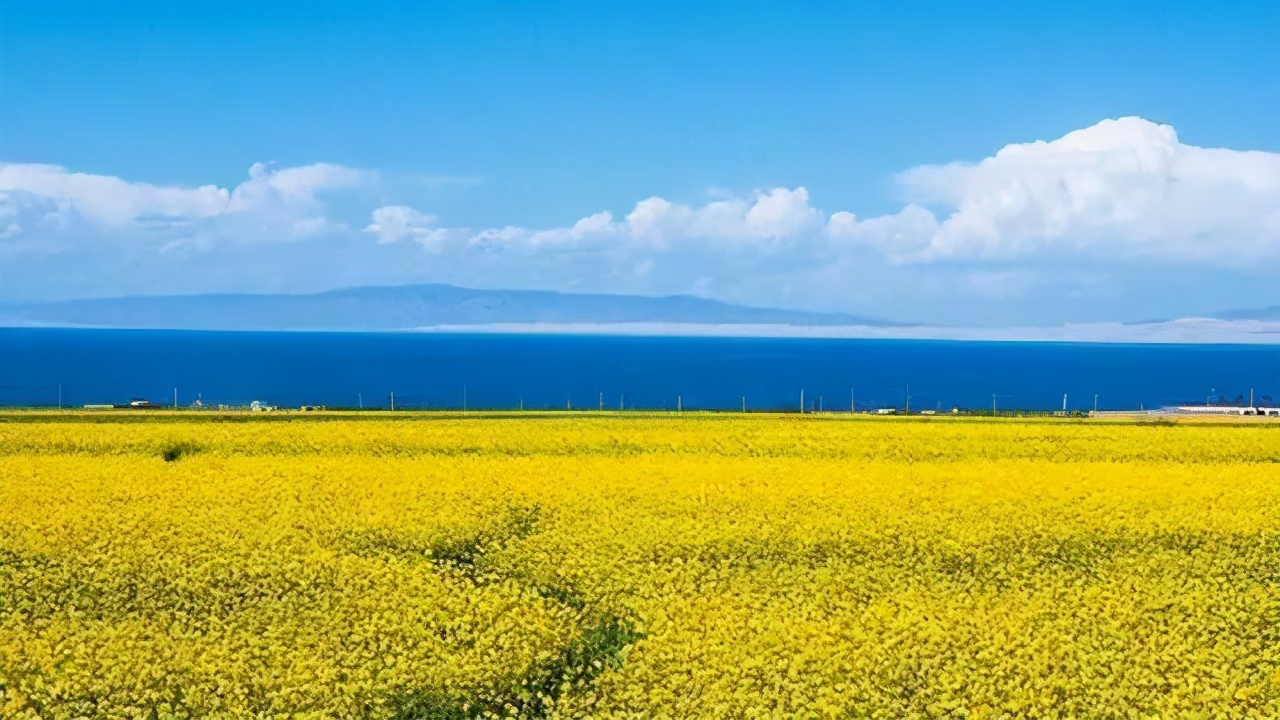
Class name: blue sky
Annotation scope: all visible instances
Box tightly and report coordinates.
[2,0,1278,325]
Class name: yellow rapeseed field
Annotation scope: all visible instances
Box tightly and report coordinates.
[0,413,1277,718]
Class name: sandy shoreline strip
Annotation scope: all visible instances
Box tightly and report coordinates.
[411,319,1280,345]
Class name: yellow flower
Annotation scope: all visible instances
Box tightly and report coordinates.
[0,413,1275,717]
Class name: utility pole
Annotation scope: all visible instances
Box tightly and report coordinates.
[1062,393,1067,412]
[1093,394,1098,414]
[800,389,805,414]
[1250,388,1255,408]
[390,391,395,411]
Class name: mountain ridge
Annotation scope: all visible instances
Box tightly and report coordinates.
[1213,305,1280,322]
[0,283,902,331]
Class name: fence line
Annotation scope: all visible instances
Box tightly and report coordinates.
[2,383,1272,416]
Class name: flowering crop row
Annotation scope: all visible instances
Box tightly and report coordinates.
[2,414,1276,463]
[0,415,1276,717]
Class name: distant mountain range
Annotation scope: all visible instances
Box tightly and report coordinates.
[2,286,1275,343]
[1213,306,1280,322]
[0,284,899,331]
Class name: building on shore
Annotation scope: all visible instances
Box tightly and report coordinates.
[1172,405,1279,416]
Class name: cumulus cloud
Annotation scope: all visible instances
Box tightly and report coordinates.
[0,163,230,228]
[623,187,823,247]
[2,116,1277,322]
[830,117,1280,264]
[442,116,1280,272]
[0,160,370,251]
[461,187,825,252]
[826,205,940,255]
[465,211,622,249]
[364,205,449,247]
[227,162,366,213]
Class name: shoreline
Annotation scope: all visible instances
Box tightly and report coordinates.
[2,319,1278,345]
[408,319,1280,345]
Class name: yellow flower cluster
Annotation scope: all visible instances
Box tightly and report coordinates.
[0,413,1276,717]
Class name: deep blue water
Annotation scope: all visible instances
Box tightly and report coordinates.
[1,328,1277,412]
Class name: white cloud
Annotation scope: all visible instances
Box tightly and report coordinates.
[364,205,449,247]
[0,163,229,228]
[0,160,370,250]
[2,116,1277,323]
[517,211,618,247]
[623,187,823,246]
[827,205,939,255]
[831,117,1280,264]
[465,187,825,252]
[466,225,534,247]
[357,119,1279,316]
[744,187,825,238]
[227,162,367,213]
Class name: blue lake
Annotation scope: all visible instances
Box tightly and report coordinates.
[1,328,1276,412]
